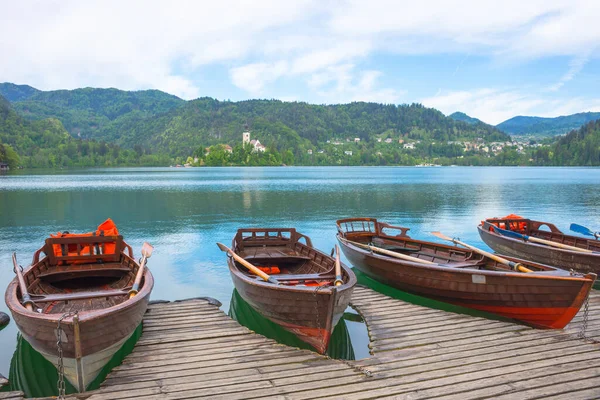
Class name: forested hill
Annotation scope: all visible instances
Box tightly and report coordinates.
[0,94,165,168]
[497,112,600,137]
[0,83,510,157]
[122,99,512,156]
[0,83,40,101]
[0,83,184,141]
[449,112,483,125]
[550,120,600,165]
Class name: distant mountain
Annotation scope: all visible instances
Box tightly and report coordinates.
[0,83,40,102]
[449,112,483,125]
[0,84,511,158]
[497,112,600,137]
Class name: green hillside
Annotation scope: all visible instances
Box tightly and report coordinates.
[0,83,40,102]
[497,112,600,137]
[0,94,166,168]
[0,83,185,141]
[448,112,483,125]
[551,120,600,165]
[101,98,512,157]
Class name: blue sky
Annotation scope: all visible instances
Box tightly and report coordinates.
[1,0,599,124]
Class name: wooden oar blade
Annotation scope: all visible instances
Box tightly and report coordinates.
[216,242,231,253]
[431,231,453,242]
[492,226,526,240]
[141,242,154,258]
[570,223,595,237]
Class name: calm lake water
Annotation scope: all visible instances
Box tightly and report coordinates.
[1,166,600,387]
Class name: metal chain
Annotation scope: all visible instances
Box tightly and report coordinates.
[57,310,78,399]
[576,295,600,344]
[578,295,589,339]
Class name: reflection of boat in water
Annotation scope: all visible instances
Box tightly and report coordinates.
[0,311,8,330]
[229,289,355,360]
[8,326,141,398]
[4,219,153,392]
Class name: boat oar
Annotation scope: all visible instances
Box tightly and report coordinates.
[12,253,34,311]
[334,244,343,286]
[493,226,594,254]
[339,237,438,265]
[570,223,600,240]
[431,232,533,273]
[216,243,280,284]
[129,242,153,299]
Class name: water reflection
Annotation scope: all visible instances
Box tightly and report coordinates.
[228,289,368,360]
[6,326,142,398]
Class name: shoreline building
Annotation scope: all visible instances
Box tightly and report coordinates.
[243,131,266,152]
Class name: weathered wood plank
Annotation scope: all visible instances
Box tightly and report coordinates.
[74,287,600,400]
[0,393,24,400]
[286,350,600,400]
[539,386,600,400]
[388,360,600,400]
[98,362,352,395]
[489,373,600,400]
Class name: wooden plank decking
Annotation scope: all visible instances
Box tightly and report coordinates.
[24,287,600,399]
[0,373,23,400]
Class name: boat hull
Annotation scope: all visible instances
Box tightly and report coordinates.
[33,331,134,390]
[338,235,593,329]
[478,225,600,274]
[5,270,152,391]
[231,271,353,353]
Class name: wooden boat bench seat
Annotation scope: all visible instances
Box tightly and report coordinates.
[38,264,131,281]
[241,247,313,261]
[31,288,131,303]
[250,273,335,281]
[440,262,482,269]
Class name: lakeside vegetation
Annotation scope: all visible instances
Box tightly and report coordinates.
[1,83,599,168]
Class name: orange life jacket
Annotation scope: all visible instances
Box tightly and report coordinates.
[257,266,281,274]
[51,218,119,258]
[485,214,527,232]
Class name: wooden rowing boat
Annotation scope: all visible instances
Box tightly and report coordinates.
[4,220,153,392]
[225,228,356,354]
[479,215,600,274]
[336,217,596,329]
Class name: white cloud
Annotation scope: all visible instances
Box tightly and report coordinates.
[1,0,599,108]
[229,61,289,94]
[0,0,320,98]
[421,88,600,125]
[548,54,591,91]
[310,65,403,104]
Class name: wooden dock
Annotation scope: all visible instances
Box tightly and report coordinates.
[4,286,600,399]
